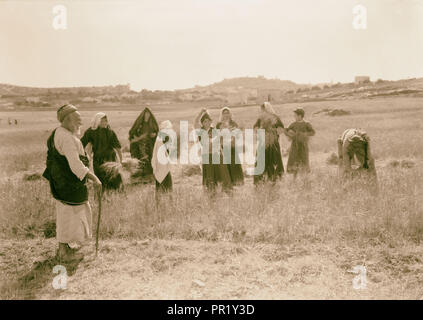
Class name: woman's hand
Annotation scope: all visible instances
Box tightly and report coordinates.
[285,129,295,139]
[276,127,285,135]
[87,172,102,188]
[131,132,148,142]
[150,132,157,138]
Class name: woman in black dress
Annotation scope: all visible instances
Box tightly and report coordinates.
[253,102,285,184]
[215,107,244,185]
[81,112,122,189]
[128,107,159,178]
[194,108,233,193]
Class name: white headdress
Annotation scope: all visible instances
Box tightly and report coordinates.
[91,112,107,130]
[159,120,173,130]
[341,128,369,145]
[219,107,232,122]
[262,102,276,114]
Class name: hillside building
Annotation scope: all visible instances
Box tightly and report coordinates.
[355,76,370,84]
[257,89,284,103]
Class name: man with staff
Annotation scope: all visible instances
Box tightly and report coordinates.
[43,104,102,262]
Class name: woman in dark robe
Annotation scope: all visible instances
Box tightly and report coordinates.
[194,108,233,193]
[128,107,159,178]
[253,102,285,185]
[215,107,244,185]
[81,112,122,189]
[338,128,377,180]
[285,108,315,177]
[337,128,378,194]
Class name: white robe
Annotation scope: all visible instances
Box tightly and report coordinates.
[56,201,92,244]
[54,126,92,244]
[151,137,171,183]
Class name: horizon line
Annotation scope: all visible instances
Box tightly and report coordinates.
[1,75,421,93]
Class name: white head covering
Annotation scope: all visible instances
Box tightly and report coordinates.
[159,120,173,130]
[341,128,368,145]
[219,107,232,122]
[199,109,212,124]
[262,102,276,114]
[91,112,107,130]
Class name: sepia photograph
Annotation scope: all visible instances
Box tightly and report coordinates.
[0,0,423,305]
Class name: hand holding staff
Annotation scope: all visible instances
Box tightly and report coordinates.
[86,172,102,257]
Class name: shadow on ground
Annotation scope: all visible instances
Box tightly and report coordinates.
[1,256,82,300]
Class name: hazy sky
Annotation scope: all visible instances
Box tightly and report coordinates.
[1,0,422,90]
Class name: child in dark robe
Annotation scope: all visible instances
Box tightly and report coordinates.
[285,108,315,177]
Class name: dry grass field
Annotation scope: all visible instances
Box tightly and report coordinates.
[1,97,423,299]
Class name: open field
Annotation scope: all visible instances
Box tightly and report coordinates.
[1,97,423,299]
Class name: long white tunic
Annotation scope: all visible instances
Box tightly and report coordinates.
[54,127,92,244]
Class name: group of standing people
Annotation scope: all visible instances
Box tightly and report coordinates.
[86,102,317,195]
[252,102,316,183]
[42,102,376,262]
[193,102,316,192]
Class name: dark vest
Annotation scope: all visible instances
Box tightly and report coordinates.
[42,128,89,205]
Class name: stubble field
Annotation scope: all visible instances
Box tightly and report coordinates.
[0,97,422,299]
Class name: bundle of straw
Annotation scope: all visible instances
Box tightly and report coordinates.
[99,162,124,190]
[121,158,140,173]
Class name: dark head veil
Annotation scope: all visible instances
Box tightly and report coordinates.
[129,107,159,140]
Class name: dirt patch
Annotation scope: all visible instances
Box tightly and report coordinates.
[2,239,422,299]
[388,159,416,169]
[314,108,351,117]
[326,152,339,166]
[23,171,43,181]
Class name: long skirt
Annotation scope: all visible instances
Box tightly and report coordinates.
[226,146,244,185]
[254,142,284,184]
[202,163,232,192]
[156,173,173,193]
[131,138,154,177]
[130,141,141,160]
[287,140,310,174]
[56,200,92,244]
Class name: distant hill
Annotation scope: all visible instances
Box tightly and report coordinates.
[201,76,305,91]
[1,77,423,110]
[173,76,310,104]
[0,83,132,97]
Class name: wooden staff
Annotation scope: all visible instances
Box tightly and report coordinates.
[95,186,103,258]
